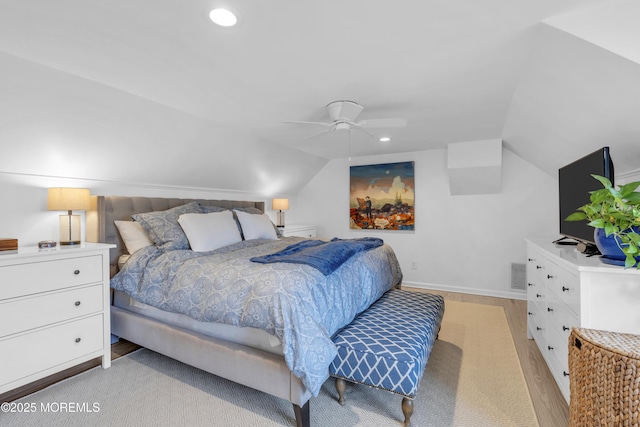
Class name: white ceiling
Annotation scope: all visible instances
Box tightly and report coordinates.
[1,0,638,193]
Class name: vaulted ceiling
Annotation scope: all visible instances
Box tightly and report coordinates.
[1,0,638,194]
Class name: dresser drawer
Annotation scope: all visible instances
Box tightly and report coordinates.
[0,284,103,338]
[526,268,542,302]
[0,314,104,387]
[527,300,545,336]
[546,296,578,343]
[0,255,103,300]
[542,325,571,403]
[546,323,570,374]
[526,247,546,287]
[546,260,580,315]
[547,344,570,401]
[556,266,580,315]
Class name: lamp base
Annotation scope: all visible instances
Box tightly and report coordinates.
[59,214,82,246]
[276,211,285,228]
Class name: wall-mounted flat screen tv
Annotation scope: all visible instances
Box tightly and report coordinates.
[558,147,614,245]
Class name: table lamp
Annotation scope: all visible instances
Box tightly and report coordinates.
[48,188,91,245]
[272,198,289,228]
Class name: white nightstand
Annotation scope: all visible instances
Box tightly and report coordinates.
[281,224,317,238]
[0,243,114,394]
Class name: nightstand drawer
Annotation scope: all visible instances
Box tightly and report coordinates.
[0,255,103,300]
[0,284,103,338]
[282,226,317,238]
[0,314,104,387]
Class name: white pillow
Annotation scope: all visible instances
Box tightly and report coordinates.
[114,220,154,254]
[178,211,242,252]
[234,210,278,240]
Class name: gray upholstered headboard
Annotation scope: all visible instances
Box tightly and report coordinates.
[86,195,265,277]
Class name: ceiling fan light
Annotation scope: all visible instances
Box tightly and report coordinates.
[209,8,238,27]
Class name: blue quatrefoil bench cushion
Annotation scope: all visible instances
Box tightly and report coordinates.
[329,289,445,398]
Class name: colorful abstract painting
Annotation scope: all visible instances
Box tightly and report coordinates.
[349,161,415,230]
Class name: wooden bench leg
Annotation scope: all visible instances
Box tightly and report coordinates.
[335,377,347,405]
[293,401,310,427]
[401,397,414,426]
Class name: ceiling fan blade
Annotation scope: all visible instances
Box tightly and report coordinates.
[303,127,334,141]
[283,120,333,127]
[356,118,407,128]
[352,125,374,138]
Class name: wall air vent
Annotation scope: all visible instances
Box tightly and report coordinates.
[510,262,526,291]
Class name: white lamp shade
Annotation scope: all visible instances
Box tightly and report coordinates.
[272,198,289,211]
[48,188,91,211]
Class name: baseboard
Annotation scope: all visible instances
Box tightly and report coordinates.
[402,280,527,301]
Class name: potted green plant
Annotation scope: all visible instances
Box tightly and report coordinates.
[565,174,640,268]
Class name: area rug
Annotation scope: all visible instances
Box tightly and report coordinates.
[3,301,538,426]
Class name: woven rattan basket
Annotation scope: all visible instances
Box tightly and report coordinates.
[569,327,640,427]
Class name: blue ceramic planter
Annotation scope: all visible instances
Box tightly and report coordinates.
[594,227,640,266]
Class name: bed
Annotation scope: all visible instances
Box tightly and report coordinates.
[86,195,403,427]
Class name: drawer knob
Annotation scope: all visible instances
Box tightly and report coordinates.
[527,283,533,287]
[527,312,533,316]
[563,371,570,377]
[563,325,570,331]
[536,327,542,331]
[75,337,82,343]
[547,274,554,279]
[548,345,554,351]
[547,307,553,312]
[75,301,81,307]
[562,286,570,292]
[536,265,542,270]
[74,270,80,275]
[536,293,542,298]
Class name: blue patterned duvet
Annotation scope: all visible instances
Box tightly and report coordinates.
[110,237,403,396]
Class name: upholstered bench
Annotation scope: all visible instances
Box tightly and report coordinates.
[329,289,445,426]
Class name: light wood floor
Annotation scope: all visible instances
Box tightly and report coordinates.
[410,287,569,427]
[2,289,569,426]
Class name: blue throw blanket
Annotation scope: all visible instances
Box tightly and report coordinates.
[250,237,383,275]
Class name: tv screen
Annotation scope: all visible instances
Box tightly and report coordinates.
[558,147,614,245]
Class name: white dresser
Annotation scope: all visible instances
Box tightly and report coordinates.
[526,237,640,402]
[281,225,317,238]
[0,243,114,394]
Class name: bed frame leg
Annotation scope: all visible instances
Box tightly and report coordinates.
[293,401,310,427]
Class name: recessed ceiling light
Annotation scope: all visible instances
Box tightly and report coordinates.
[209,8,238,27]
[379,137,391,143]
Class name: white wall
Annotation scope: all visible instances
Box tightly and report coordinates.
[502,22,640,179]
[0,51,326,196]
[0,144,559,302]
[294,146,557,299]
[0,172,298,247]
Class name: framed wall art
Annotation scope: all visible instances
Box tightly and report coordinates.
[349,161,415,230]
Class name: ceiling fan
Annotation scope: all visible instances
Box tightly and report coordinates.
[285,100,407,140]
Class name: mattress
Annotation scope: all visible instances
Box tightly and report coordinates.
[113,290,284,355]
